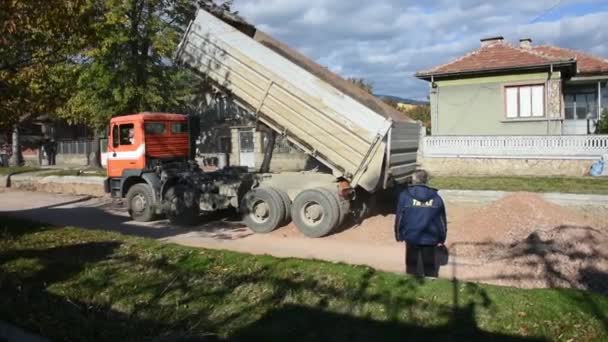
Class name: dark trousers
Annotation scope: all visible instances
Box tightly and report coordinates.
[405,243,438,277]
[47,152,56,165]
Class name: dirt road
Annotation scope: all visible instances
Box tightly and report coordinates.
[1,189,606,293]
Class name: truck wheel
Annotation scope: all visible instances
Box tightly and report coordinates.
[126,183,156,222]
[241,187,285,233]
[291,188,340,238]
[315,188,348,226]
[275,189,292,224]
[165,186,200,226]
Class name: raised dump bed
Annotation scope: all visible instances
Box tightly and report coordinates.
[175,9,419,192]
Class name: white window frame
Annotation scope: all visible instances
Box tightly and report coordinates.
[504,84,546,119]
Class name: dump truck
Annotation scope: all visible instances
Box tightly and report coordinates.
[105,8,420,238]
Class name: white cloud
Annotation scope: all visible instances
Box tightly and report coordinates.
[233,0,608,99]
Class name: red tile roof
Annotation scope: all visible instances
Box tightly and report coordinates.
[417,40,608,78]
[531,45,608,75]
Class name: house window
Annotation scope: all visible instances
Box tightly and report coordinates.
[505,85,545,118]
[565,85,598,120]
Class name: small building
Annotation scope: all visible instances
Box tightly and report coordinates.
[0,117,93,166]
[194,95,310,172]
[414,37,608,177]
[416,37,608,136]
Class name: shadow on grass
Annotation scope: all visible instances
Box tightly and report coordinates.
[0,219,557,342]
[0,196,248,241]
[448,224,608,333]
[230,304,544,342]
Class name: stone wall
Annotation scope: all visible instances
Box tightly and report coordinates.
[55,154,89,166]
[8,174,106,196]
[419,156,594,177]
[21,150,89,167]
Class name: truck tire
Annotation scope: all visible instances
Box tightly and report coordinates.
[241,187,285,233]
[291,188,340,238]
[275,189,292,224]
[165,185,200,226]
[316,187,348,226]
[126,183,156,222]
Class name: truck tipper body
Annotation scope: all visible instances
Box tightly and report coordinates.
[105,8,420,238]
[175,9,420,191]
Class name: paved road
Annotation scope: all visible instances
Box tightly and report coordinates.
[0,190,410,274]
[2,189,581,287]
[3,188,608,294]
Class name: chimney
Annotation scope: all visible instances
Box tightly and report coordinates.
[480,36,504,47]
[519,38,533,49]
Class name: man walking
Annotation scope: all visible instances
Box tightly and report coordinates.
[48,139,57,165]
[395,169,447,278]
[0,143,10,167]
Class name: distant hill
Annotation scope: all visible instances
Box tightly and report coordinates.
[375,94,429,106]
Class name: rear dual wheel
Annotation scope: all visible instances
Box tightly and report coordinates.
[241,187,291,233]
[291,188,342,238]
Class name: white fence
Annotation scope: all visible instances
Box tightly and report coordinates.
[422,135,608,159]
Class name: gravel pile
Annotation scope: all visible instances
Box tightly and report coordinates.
[458,192,594,243]
[269,192,608,293]
[453,193,608,293]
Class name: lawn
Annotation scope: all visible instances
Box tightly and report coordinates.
[0,166,40,175]
[430,176,608,195]
[0,217,606,341]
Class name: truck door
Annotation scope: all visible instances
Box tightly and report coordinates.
[107,122,144,177]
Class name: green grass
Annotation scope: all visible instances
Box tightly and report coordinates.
[430,176,608,195]
[0,217,606,341]
[0,166,40,175]
[40,167,106,177]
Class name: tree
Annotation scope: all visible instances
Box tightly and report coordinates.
[347,77,374,94]
[596,108,608,134]
[58,0,230,166]
[402,105,431,134]
[0,0,94,165]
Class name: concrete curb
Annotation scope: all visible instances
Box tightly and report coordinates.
[7,172,106,197]
[0,321,48,342]
[440,189,608,207]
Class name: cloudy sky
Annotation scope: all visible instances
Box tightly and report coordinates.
[232,0,608,100]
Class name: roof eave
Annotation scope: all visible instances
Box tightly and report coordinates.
[415,60,576,81]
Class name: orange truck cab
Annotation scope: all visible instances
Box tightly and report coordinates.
[104,112,248,225]
[106,113,190,179]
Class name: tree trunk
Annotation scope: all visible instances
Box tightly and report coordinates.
[259,131,276,173]
[9,124,21,166]
[89,129,102,168]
